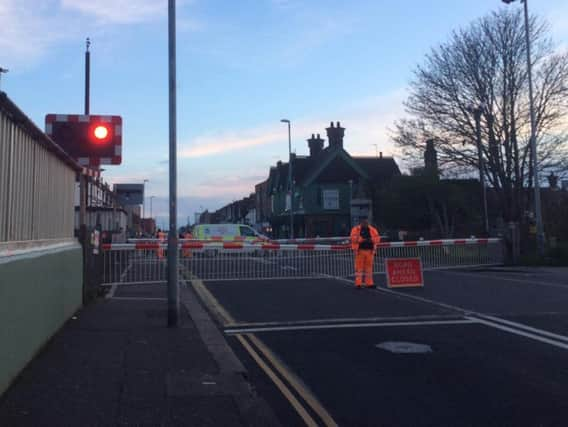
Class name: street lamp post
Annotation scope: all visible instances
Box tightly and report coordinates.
[502,0,545,255]
[149,196,155,222]
[143,179,149,219]
[348,179,354,228]
[281,119,294,239]
[467,104,490,235]
[167,0,179,327]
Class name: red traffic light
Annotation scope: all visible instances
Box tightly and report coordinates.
[45,114,122,166]
[90,123,112,143]
[94,125,109,140]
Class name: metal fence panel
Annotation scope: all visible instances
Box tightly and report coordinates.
[0,114,12,241]
[101,239,504,286]
[0,108,76,242]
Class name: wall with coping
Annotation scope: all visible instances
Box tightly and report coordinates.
[0,241,82,395]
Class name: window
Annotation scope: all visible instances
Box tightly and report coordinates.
[323,189,339,210]
[239,226,256,237]
[285,193,291,211]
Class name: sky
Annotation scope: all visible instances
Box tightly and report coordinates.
[2,0,567,228]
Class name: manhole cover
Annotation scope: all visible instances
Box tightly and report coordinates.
[375,341,432,354]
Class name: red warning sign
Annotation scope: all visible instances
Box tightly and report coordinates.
[385,258,424,288]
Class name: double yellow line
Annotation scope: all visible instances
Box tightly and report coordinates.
[191,279,338,427]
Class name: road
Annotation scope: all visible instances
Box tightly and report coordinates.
[190,263,568,427]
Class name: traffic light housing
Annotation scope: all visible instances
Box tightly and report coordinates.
[45,114,122,166]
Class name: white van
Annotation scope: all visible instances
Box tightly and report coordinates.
[192,224,267,242]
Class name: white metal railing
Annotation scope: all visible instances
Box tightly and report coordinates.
[101,238,504,286]
[1,94,77,242]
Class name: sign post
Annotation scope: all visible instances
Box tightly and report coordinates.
[385,258,424,289]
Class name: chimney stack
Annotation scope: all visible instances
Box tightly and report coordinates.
[326,121,345,150]
[307,133,324,157]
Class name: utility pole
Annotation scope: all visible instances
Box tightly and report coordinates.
[470,105,490,235]
[79,38,91,304]
[167,0,179,327]
[281,119,294,239]
[502,0,545,255]
[85,38,91,115]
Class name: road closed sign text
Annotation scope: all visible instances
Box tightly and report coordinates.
[385,258,424,288]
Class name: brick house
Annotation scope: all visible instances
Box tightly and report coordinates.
[265,122,400,238]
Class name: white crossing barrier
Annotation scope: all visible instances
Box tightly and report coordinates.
[101,238,504,285]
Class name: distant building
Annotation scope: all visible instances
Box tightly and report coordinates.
[254,179,271,233]
[213,194,255,225]
[263,122,400,238]
[113,183,145,236]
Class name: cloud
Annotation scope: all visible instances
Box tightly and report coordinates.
[187,173,267,198]
[61,0,166,24]
[0,0,199,66]
[179,128,283,158]
[180,88,408,161]
[0,0,69,66]
[139,195,235,227]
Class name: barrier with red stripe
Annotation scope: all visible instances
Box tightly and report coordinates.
[101,238,504,285]
[105,238,500,252]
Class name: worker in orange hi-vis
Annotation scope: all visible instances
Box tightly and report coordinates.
[156,229,166,259]
[350,216,380,289]
[182,230,193,258]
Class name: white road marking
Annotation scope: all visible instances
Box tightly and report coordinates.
[473,313,568,343]
[106,260,133,299]
[225,319,476,334]
[101,281,166,287]
[437,270,568,290]
[467,316,568,351]
[228,314,465,329]
[110,297,167,301]
[331,276,568,351]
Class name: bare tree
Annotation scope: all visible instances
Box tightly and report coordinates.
[393,9,568,222]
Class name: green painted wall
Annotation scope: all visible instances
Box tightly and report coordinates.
[0,245,82,395]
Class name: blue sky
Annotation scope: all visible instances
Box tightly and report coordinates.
[2,0,567,227]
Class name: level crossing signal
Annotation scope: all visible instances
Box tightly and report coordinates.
[45,114,122,167]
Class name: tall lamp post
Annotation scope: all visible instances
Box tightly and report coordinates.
[348,179,354,228]
[149,196,155,223]
[467,104,489,235]
[502,0,545,255]
[143,179,149,219]
[281,119,294,239]
[167,0,179,327]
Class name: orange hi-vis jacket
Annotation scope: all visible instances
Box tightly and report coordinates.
[350,224,380,251]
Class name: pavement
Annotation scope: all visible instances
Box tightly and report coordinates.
[0,282,280,427]
[1,261,568,426]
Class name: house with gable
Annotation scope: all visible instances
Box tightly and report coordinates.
[265,121,400,238]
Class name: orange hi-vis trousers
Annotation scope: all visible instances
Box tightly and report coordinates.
[354,249,374,286]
